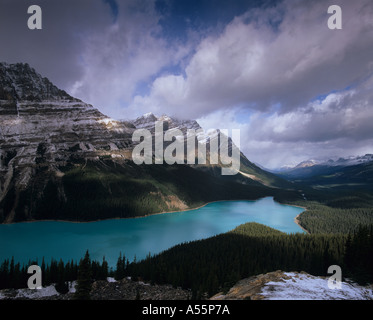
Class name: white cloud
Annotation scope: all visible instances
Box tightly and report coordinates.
[68,0,193,120]
[197,75,373,168]
[125,0,373,168]
[129,0,373,120]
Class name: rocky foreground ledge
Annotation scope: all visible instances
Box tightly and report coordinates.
[1,271,372,300]
[0,277,191,300]
[211,270,373,300]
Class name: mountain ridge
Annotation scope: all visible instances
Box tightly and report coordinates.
[274,154,373,180]
[0,62,298,224]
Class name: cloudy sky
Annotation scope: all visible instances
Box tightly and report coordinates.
[1,0,373,168]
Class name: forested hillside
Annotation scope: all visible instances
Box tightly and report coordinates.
[2,222,371,299]
[3,158,301,223]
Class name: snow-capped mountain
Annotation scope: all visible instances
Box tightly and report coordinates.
[294,159,320,169]
[131,112,159,130]
[285,155,373,171]
[325,154,373,167]
[131,112,202,135]
[128,112,240,177]
[275,154,373,180]
[130,112,241,150]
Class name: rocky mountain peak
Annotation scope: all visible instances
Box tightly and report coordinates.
[132,112,158,129]
[294,160,319,169]
[131,112,202,134]
[0,62,75,102]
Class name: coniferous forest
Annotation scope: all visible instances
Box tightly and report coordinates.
[1,222,372,299]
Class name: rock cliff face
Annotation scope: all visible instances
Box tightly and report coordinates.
[0,62,135,222]
[0,63,134,165]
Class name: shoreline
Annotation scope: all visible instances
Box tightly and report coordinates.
[294,212,309,234]
[279,202,309,234]
[1,197,264,225]
[1,197,309,234]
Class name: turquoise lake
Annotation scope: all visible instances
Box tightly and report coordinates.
[0,197,304,268]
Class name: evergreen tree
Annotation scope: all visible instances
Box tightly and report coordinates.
[100,256,109,280]
[9,257,14,288]
[49,258,58,284]
[41,257,46,280]
[74,250,92,300]
[55,259,69,294]
[115,252,126,280]
[0,259,8,289]
[13,262,21,289]
[344,225,373,284]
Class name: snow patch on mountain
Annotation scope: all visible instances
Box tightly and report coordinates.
[276,154,373,172]
[294,159,320,169]
[326,154,373,167]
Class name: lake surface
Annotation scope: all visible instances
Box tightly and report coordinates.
[0,197,304,268]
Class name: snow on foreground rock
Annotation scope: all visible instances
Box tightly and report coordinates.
[0,285,60,300]
[211,271,373,300]
[0,278,191,300]
[261,272,373,300]
[0,281,77,300]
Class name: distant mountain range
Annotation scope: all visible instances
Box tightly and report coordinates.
[273,154,373,190]
[0,62,293,224]
[286,154,373,170]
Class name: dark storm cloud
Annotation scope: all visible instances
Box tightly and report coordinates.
[0,0,188,119]
[0,0,114,90]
